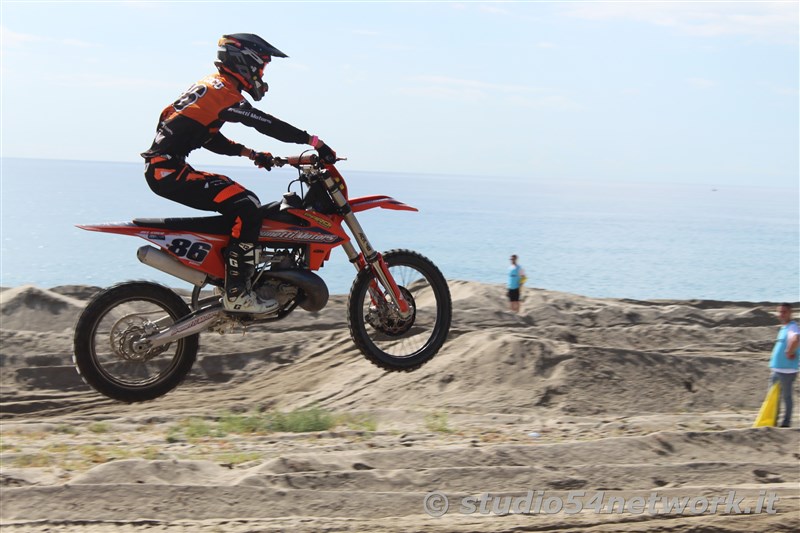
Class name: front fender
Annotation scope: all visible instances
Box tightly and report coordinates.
[349,195,418,213]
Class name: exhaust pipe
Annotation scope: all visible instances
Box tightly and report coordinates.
[137,246,208,287]
[263,270,329,312]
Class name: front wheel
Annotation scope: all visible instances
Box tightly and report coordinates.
[348,250,452,371]
[73,281,199,402]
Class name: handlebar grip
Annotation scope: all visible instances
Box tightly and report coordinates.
[287,154,319,166]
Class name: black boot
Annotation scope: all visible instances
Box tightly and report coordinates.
[223,241,278,314]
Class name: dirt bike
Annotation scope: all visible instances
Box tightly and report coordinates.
[73,154,452,403]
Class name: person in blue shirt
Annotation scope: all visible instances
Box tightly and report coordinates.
[768,303,799,427]
[507,254,526,313]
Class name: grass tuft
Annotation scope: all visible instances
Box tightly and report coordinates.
[165,406,338,443]
[425,411,453,433]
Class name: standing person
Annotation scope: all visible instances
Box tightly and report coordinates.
[141,33,336,314]
[507,254,526,313]
[768,303,799,427]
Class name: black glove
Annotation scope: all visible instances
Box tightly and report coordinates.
[315,143,336,164]
[251,151,274,170]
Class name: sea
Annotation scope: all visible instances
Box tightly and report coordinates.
[1,157,798,302]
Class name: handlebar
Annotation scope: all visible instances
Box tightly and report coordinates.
[272,154,317,168]
[271,154,346,169]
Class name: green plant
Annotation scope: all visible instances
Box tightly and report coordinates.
[78,444,111,464]
[166,417,222,443]
[425,411,453,433]
[88,422,111,434]
[141,447,162,460]
[271,406,335,433]
[43,443,72,454]
[216,451,262,465]
[0,441,18,453]
[218,412,270,434]
[336,412,378,432]
[12,453,55,468]
[165,407,337,443]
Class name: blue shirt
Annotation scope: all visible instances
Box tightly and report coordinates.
[769,320,799,372]
[508,265,523,290]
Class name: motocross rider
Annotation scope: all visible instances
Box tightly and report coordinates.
[141,33,335,314]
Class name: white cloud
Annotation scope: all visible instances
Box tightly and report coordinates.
[560,2,798,43]
[448,2,512,16]
[408,75,545,94]
[1,27,98,48]
[398,84,486,103]
[507,93,583,111]
[757,81,800,97]
[1,27,43,47]
[479,4,511,16]
[352,29,380,37]
[399,75,580,109]
[687,77,716,89]
[61,38,95,48]
[49,73,175,90]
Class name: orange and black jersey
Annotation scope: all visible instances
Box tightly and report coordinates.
[142,72,309,160]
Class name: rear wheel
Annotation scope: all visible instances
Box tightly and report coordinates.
[348,250,451,371]
[73,281,198,402]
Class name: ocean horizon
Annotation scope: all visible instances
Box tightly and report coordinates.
[1,157,798,302]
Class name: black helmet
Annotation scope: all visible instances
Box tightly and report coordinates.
[215,33,287,101]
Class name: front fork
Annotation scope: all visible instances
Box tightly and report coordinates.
[322,173,411,317]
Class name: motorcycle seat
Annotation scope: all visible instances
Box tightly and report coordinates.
[132,202,308,234]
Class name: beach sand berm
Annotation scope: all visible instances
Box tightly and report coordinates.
[1,282,798,532]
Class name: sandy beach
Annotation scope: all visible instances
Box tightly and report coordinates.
[1,281,798,532]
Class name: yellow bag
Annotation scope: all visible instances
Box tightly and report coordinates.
[753,382,781,427]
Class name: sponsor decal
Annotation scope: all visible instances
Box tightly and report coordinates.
[358,232,375,254]
[303,212,333,228]
[260,228,340,243]
[173,311,218,334]
[230,108,270,123]
[147,233,166,241]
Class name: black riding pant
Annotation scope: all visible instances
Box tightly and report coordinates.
[144,156,261,242]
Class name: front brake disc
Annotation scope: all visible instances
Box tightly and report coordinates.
[366,286,416,337]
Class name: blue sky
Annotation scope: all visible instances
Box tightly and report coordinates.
[1,1,798,185]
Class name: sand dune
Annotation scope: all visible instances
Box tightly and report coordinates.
[1,282,798,532]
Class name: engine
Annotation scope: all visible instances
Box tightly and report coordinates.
[252,248,330,312]
[254,278,299,308]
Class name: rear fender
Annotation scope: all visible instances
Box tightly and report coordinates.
[77,222,147,237]
[77,222,227,279]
